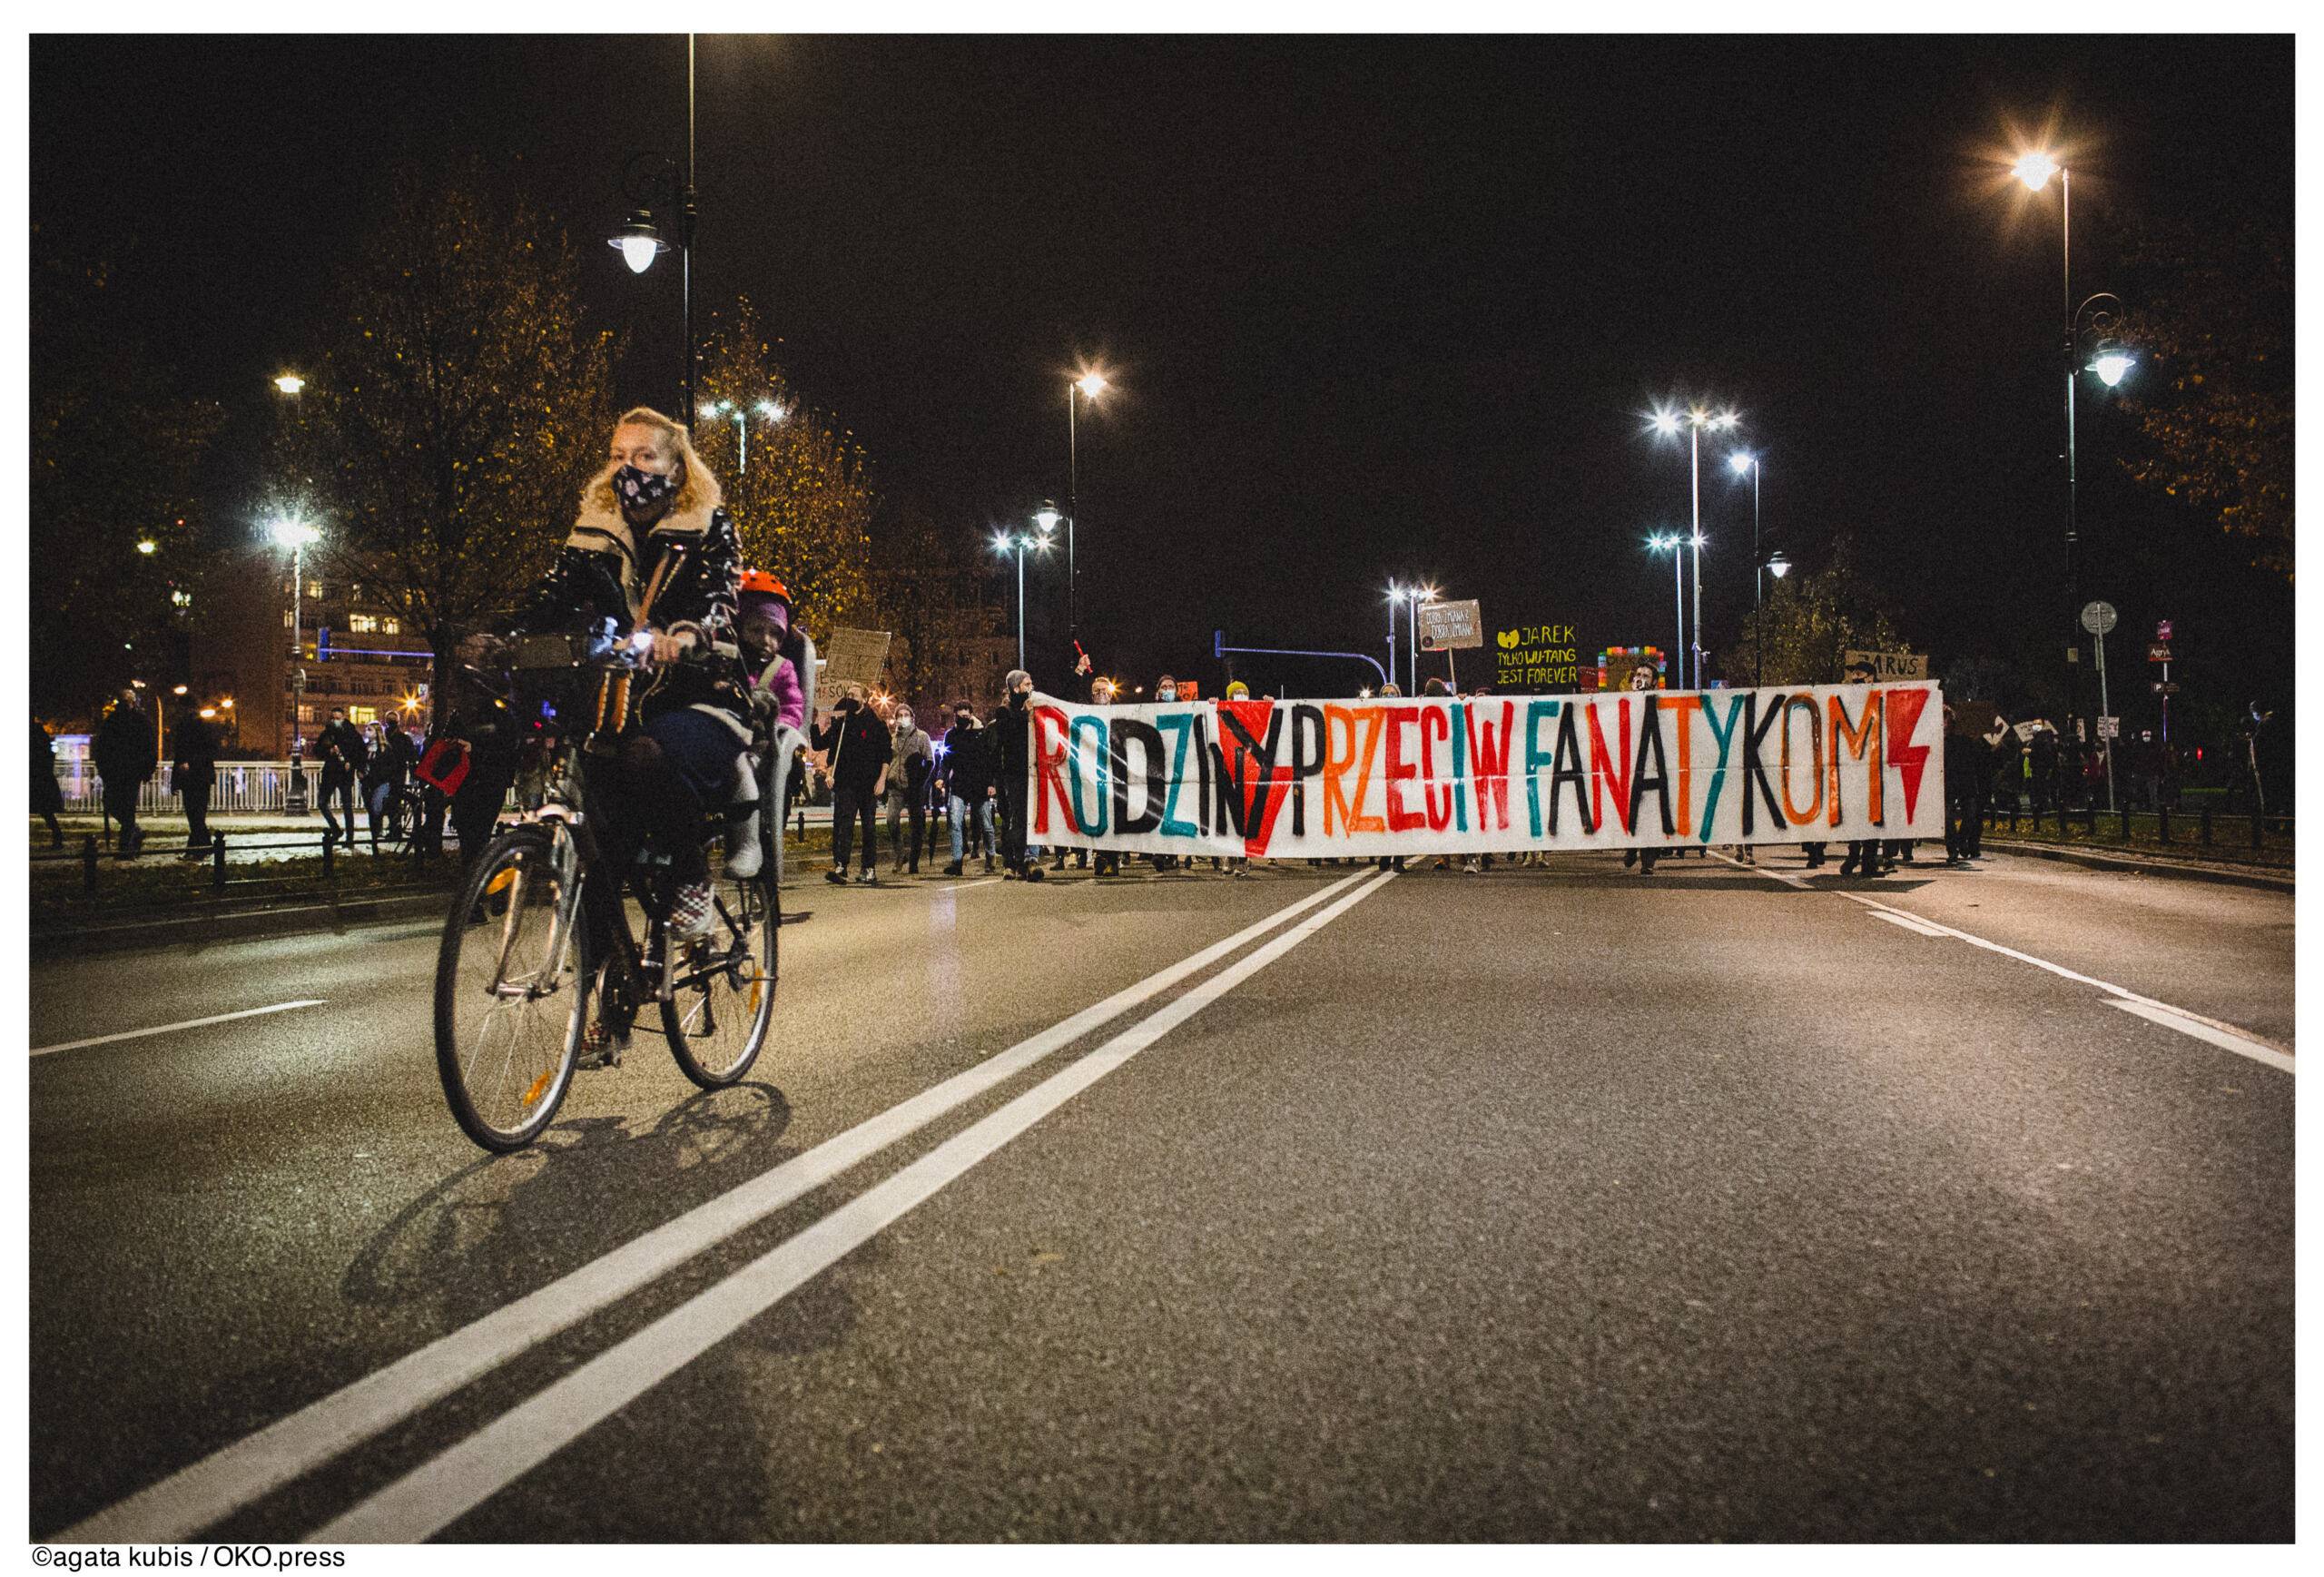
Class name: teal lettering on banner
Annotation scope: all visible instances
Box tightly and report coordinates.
[1156,713,1200,838]
[1068,714,1109,835]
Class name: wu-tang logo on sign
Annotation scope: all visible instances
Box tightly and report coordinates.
[1496,628,1521,649]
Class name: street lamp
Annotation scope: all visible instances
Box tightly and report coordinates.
[272,372,306,397]
[1646,535,1683,686]
[270,516,321,804]
[1405,585,1437,693]
[704,397,786,473]
[1648,404,1740,687]
[608,35,700,423]
[1063,368,1108,641]
[136,538,157,555]
[1729,450,1768,686]
[992,522,1054,673]
[1383,583,1403,692]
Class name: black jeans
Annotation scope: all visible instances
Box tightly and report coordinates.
[320,776,357,843]
[103,784,141,850]
[832,781,880,872]
[997,779,1029,870]
[1947,793,1984,858]
[884,796,925,872]
[182,785,212,849]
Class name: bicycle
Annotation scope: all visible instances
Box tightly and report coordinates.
[433,626,797,1152]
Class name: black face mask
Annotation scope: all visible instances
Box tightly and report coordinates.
[614,464,681,515]
[836,698,859,714]
[956,714,972,725]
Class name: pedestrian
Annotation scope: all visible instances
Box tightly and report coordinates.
[1837,660,1888,877]
[172,699,222,858]
[812,681,891,885]
[2027,724,2061,833]
[317,706,367,850]
[92,686,155,858]
[939,700,996,876]
[884,702,934,876]
[1619,664,1667,875]
[363,721,417,853]
[1942,704,1985,866]
[31,715,65,848]
[1147,674,1183,872]
[995,667,1043,881]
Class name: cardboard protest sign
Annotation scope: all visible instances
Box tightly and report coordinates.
[815,627,892,705]
[1025,683,1945,858]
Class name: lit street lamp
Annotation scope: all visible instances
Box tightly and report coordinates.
[1647,535,1684,686]
[272,372,306,397]
[1729,450,1769,687]
[1649,405,1739,687]
[993,515,1056,673]
[1405,585,1438,694]
[609,35,700,424]
[1063,369,1108,641]
[1383,583,1403,692]
[270,516,321,809]
[705,397,786,473]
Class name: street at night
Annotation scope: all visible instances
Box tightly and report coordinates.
[29,852,2291,1542]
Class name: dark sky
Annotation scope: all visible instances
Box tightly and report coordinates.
[32,33,2294,704]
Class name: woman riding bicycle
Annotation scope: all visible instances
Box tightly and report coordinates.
[511,405,749,943]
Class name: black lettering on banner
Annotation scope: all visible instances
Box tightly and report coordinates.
[1630,695,1676,835]
[1194,714,1214,836]
[1740,693,1785,837]
[1549,703,1593,833]
[1287,704,1325,837]
[1110,719,1166,835]
[1216,706,1285,841]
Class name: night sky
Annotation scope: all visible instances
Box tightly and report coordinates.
[32,33,2294,705]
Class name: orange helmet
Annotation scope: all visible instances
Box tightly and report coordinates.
[738,568,790,602]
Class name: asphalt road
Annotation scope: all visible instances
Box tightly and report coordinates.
[28,847,2293,1542]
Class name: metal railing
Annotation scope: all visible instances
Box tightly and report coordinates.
[51,761,323,816]
[1985,798,2291,856]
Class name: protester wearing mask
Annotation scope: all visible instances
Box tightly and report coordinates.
[995,667,1042,881]
[1147,675,1182,872]
[940,702,995,876]
[884,704,935,876]
[812,682,891,884]
[1617,665,1667,875]
[1837,659,1890,877]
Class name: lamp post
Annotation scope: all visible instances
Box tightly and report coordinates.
[1404,586,1437,693]
[1649,406,1739,687]
[1730,451,1767,686]
[609,35,699,426]
[993,517,1056,673]
[705,397,785,474]
[1065,370,1107,641]
[1383,583,1403,692]
[271,516,321,809]
[1647,535,1683,685]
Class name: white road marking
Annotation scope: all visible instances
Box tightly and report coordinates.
[310,868,1400,1543]
[2108,1000,2296,1075]
[30,1000,328,1059]
[933,876,1004,893]
[1712,853,2293,1072]
[1871,911,1950,938]
[59,872,1374,1544]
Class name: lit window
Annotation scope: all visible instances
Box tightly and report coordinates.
[283,608,294,627]
[348,705,379,724]
[297,704,318,724]
[382,617,400,635]
[307,580,323,600]
[349,614,379,634]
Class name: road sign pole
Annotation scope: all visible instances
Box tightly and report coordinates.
[2095,626,2115,811]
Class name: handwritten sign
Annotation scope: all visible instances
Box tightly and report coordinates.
[1418,599,1483,651]
[1844,649,1929,681]
[1494,623,1582,691]
[1026,684,1945,857]
[816,627,893,705]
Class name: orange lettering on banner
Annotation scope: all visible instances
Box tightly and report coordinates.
[1323,705,1358,835]
[1384,708,1424,832]
[1828,690,1884,826]
[1666,695,1702,832]
[1421,706,1452,831]
[1586,698,1635,833]
[1781,696,1825,825]
[1346,707,1387,833]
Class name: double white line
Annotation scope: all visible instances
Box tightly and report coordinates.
[65,869,1396,1545]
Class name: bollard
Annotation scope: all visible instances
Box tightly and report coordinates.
[2201,806,2213,846]
[82,834,99,895]
[212,833,228,891]
[2158,807,2171,845]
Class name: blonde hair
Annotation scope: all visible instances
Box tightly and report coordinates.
[583,405,722,519]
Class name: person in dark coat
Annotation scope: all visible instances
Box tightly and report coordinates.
[363,721,418,853]
[811,681,891,884]
[1837,660,1889,877]
[31,716,65,847]
[316,707,369,849]
[1942,705,1986,865]
[2027,724,2062,833]
[92,688,156,857]
[993,667,1042,881]
[939,701,993,876]
[172,702,222,856]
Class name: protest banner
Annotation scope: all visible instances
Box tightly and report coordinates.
[1025,683,1945,858]
[1492,623,1582,690]
[815,627,892,705]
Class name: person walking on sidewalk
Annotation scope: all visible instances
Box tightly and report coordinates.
[812,682,891,885]
[1942,705,1986,866]
[317,707,367,849]
[171,700,221,857]
[995,668,1043,881]
[884,703,935,876]
[93,687,155,858]
[31,716,65,848]
[939,702,996,876]
[364,721,418,853]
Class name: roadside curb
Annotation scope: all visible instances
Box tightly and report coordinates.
[29,890,455,958]
[1982,838,2293,893]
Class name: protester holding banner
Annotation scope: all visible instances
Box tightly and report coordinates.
[996,668,1041,881]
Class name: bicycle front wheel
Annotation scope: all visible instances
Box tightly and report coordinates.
[435,824,589,1151]
[662,851,777,1088]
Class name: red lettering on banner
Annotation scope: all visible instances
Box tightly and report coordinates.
[1346,707,1387,833]
[1587,698,1635,833]
[1465,701,1514,831]
[1031,705,1073,835]
[1323,705,1358,835]
[1421,706,1452,831]
[1883,687,1932,822]
[1218,699,1293,857]
[1384,709,1423,832]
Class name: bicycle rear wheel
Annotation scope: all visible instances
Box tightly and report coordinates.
[435,824,589,1150]
[662,849,777,1088]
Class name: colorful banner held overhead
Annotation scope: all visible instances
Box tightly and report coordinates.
[1025,684,1944,858]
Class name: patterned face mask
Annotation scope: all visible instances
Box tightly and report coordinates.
[614,463,681,514]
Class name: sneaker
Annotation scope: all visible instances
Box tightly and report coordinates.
[668,879,716,941]
[983,855,996,874]
[1023,864,1046,882]
[825,868,849,886]
[1462,857,1482,875]
[852,870,877,885]
[943,861,963,876]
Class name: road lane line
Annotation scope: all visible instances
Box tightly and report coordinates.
[59,871,1372,1544]
[933,876,1004,892]
[1870,911,1950,938]
[1712,853,2293,1070]
[31,1000,328,1059]
[311,868,1400,1543]
[2107,1000,2295,1074]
